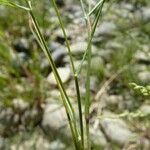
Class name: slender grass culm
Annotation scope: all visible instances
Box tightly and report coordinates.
[0,0,106,149]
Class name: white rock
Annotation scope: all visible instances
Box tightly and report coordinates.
[98,49,112,61]
[106,95,123,106]
[15,84,24,93]
[134,50,150,62]
[11,133,51,150]
[138,71,150,83]
[90,119,107,146]
[36,137,52,150]
[120,3,134,11]
[133,64,147,72]
[142,7,150,22]
[140,105,150,114]
[42,103,71,139]
[96,21,116,36]
[42,103,79,140]
[100,118,136,145]
[70,41,97,55]
[55,28,70,39]
[47,67,71,85]
[49,140,65,150]
[13,98,29,111]
[42,103,68,130]
[105,42,123,50]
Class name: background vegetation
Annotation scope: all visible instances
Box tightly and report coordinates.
[0,0,150,149]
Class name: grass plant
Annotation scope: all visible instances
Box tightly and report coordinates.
[0,0,107,149]
[0,0,150,149]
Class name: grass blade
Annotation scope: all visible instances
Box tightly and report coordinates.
[79,0,87,20]
[25,0,79,148]
[0,0,30,10]
[88,0,104,16]
[76,0,105,76]
[50,0,84,148]
[84,1,106,149]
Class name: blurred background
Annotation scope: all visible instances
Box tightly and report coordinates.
[0,0,150,149]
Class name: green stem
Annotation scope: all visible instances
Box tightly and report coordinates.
[60,94,79,150]
[51,0,84,148]
[76,0,105,76]
[84,1,106,149]
[25,0,79,148]
[88,0,104,16]
[85,16,92,150]
[74,74,84,149]
[79,0,87,20]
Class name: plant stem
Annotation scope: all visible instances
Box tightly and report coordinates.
[85,14,92,150]
[88,0,104,16]
[76,0,106,76]
[84,1,106,149]
[74,74,84,149]
[50,0,84,148]
[25,0,105,149]
[25,0,79,148]
[79,0,87,20]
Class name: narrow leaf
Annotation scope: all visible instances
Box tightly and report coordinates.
[88,0,104,16]
[0,0,30,11]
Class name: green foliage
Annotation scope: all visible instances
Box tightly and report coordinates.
[99,110,150,120]
[0,0,150,149]
[130,82,150,96]
[0,0,107,149]
[0,0,30,10]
